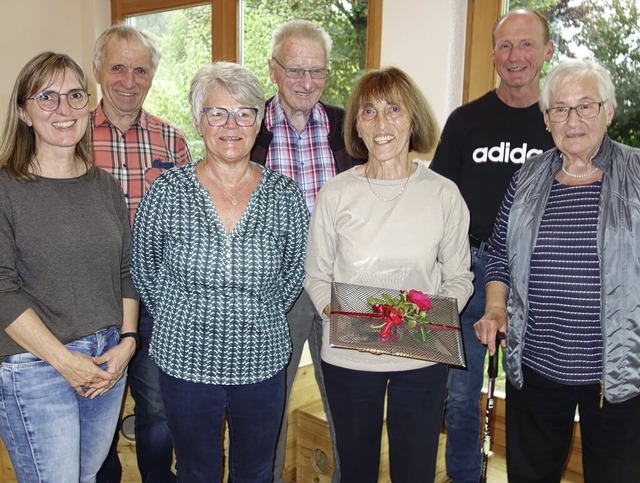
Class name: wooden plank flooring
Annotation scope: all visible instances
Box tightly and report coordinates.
[0,364,584,482]
[290,366,583,483]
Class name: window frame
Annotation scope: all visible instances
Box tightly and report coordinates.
[463,0,503,103]
[111,1,504,103]
[110,0,382,69]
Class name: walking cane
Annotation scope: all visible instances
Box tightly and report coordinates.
[479,331,506,483]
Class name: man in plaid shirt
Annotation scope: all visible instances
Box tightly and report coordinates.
[92,24,192,483]
[251,20,360,483]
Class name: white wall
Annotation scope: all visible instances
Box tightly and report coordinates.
[381,0,467,133]
[0,0,466,138]
[0,0,110,126]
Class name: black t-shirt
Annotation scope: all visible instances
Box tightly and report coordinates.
[430,90,554,241]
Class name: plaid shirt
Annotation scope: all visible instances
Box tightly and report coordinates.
[263,95,336,212]
[91,102,192,224]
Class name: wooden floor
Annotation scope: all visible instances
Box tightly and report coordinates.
[298,401,582,483]
[0,435,579,483]
[292,365,583,483]
[436,449,582,483]
[0,363,584,482]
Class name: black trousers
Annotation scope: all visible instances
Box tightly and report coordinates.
[322,361,447,483]
[506,365,640,483]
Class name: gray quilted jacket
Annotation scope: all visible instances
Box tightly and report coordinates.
[504,135,640,404]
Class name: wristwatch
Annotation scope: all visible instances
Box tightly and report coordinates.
[120,332,141,350]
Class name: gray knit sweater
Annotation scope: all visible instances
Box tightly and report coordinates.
[0,168,137,360]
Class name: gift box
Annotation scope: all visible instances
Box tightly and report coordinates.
[329,282,466,367]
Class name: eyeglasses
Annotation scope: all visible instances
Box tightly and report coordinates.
[202,107,259,127]
[27,89,90,112]
[271,57,329,80]
[546,100,606,123]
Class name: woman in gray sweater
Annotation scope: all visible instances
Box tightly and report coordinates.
[0,52,139,482]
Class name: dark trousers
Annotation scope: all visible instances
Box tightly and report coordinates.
[444,245,488,483]
[159,368,285,483]
[97,305,176,483]
[274,290,338,482]
[322,361,447,483]
[506,365,640,483]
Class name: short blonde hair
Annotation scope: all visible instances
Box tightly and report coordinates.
[492,8,551,47]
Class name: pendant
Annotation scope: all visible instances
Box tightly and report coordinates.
[231,198,238,206]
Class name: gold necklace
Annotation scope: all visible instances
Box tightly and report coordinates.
[204,162,254,206]
[364,163,412,202]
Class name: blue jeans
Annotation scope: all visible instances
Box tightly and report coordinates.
[445,245,488,483]
[0,326,126,483]
[273,289,339,482]
[323,362,447,483]
[159,368,285,482]
[98,305,176,483]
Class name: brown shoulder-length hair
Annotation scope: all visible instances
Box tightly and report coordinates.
[0,51,94,181]
[344,66,440,160]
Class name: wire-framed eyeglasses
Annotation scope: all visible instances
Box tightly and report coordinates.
[546,101,606,123]
[202,107,259,127]
[271,57,329,80]
[27,89,90,112]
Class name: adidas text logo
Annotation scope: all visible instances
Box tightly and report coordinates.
[472,142,543,164]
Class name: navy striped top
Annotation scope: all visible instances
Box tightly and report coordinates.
[487,176,603,385]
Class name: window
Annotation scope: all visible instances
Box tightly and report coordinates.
[463,0,503,103]
[509,0,640,146]
[111,0,382,159]
[468,0,640,146]
[127,5,212,158]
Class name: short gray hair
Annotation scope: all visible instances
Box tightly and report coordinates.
[94,24,161,77]
[271,19,332,65]
[540,58,617,112]
[189,62,265,123]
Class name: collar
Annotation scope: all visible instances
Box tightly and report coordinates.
[590,135,614,174]
[91,101,148,132]
[549,135,614,176]
[268,94,326,131]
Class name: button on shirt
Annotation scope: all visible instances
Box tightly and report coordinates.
[263,94,336,212]
[91,102,193,224]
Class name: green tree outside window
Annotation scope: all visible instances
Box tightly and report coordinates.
[509,0,640,147]
[129,1,369,160]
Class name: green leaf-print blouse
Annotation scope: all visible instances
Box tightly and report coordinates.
[132,161,309,385]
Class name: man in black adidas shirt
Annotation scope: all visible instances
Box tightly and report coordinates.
[430,8,555,483]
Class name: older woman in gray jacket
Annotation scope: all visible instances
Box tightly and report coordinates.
[475,58,640,482]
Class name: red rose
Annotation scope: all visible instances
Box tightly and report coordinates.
[407,289,432,311]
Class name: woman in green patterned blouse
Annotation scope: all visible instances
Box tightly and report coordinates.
[131,61,309,482]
